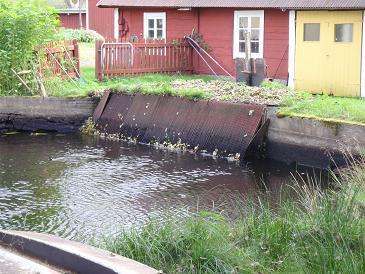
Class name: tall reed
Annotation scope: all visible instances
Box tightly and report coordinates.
[101,160,365,274]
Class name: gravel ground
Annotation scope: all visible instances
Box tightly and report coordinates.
[171,79,291,106]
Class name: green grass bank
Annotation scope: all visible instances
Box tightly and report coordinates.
[280,91,365,126]
[100,161,365,274]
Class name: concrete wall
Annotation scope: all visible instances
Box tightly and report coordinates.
[2,96,364,168]
[266,108,365,168]
[0,230,159,274]
[0,97,99,133]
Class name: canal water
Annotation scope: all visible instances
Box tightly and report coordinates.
[0,133,320,242]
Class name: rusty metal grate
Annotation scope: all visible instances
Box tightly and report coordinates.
[94,93,267,158]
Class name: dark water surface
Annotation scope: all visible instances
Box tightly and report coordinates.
[0,133,320,242]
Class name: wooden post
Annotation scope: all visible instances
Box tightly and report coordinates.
[95,40,102,80]
[244,31,252,73]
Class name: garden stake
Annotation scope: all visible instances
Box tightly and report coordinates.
[62,44,86,83]
[11,68,32,93]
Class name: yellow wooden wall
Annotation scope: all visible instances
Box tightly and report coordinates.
[295,11,363,96]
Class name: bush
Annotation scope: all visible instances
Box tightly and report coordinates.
[55,28,104,43]
[0,0,58,95]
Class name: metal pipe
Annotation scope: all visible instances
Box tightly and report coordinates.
[100,42,135,70]
[187,38,218,77]
[185,36,234,79]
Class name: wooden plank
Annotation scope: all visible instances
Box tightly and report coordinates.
[93,90,111,122]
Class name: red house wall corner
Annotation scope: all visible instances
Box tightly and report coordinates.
[88,0,114,39]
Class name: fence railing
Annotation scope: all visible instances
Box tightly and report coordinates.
[41,40,80,78]
[95,38,193,80]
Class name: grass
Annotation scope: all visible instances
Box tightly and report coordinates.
[45,67,214,99]
[100,160,365,274]
[79,42,95,68]
[279,91,365,125]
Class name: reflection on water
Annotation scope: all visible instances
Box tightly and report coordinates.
[0,133,322,242]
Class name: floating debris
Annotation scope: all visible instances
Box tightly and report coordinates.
[30,132,48,136]
[2,131,20,135]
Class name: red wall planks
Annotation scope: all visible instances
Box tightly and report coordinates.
[117,7,289,80]
[121,8,198,40]
[88,0,114,39]
[59,14,86,29]
[264,9,289,80]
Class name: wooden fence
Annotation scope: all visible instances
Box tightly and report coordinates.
[95,38,193,80]
[41,40,80,78]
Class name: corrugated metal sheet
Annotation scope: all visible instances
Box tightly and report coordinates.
[97,0,365,9]
[95,93,267,158]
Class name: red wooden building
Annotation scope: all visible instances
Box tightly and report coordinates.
[59,13,86,29]
[88,0,115,38]
[46,0,86,29]
[95,0,290,81]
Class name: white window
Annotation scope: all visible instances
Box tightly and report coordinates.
[233,10,264,59]
[143,12,166,39]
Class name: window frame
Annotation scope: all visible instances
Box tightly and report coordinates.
[143,12,166,39]
[334,23,353,43]
[233,10,265,59]
[303,23,321,42]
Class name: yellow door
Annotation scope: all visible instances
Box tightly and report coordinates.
[295,11,363,96]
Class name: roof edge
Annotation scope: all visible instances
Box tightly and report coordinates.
[58,9,86,14]
[96,0,365,9]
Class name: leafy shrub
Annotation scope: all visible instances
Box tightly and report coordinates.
[0,0,58,95]
[55,28,104,43]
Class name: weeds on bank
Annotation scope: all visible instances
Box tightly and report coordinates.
[100,158,365,274]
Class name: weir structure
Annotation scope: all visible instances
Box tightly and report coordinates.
[93,92,269,158]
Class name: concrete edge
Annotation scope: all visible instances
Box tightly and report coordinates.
[0,230,160,274]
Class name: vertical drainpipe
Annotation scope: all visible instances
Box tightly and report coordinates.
[361,10,365,97]
[114,8,119,40]
[86,0,89,30]
[288,10,296,88]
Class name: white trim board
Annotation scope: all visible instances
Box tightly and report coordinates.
[361,10,365,97]
[86,0,89,30]
[288,10,296,88]
[114,8,119,39]
[233,10,265,59]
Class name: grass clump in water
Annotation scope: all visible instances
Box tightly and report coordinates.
[80,117,97,135]
[101,160,365,274]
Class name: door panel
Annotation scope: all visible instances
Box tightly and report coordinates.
[295,11,362,96]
